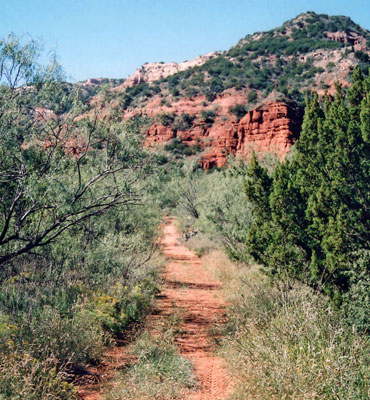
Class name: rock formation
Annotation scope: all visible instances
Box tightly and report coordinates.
[326,31,367,50]
[112,53,218,91]
[145,100,303,169]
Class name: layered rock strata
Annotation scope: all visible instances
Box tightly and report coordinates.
[145,101,303,169]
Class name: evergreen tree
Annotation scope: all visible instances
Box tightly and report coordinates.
[245,67,370,306]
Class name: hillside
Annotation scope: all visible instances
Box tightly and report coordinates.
[82,12,370,168]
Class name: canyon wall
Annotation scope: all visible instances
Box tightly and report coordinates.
[145,100,303,169]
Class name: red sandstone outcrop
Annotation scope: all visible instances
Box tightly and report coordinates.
[200,101,302,169]
[326,31,367,50]
[145,100,302,169]
[236,101,301,157]
[146,124,175,145]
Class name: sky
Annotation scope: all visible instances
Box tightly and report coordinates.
[1,0,369,82]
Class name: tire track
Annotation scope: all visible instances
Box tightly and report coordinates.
[157,217,233,400]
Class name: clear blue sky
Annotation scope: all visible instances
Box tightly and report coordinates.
[1,0,369,82]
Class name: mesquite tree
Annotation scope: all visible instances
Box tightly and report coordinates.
[0,35,148,272]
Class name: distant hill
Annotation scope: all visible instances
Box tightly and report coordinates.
[78,12,370,168]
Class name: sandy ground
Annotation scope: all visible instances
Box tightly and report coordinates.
[156,217,233,400]
[78,217,232,400]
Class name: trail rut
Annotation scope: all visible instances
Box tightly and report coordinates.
[155,217,232,400]
[79,217,232,399]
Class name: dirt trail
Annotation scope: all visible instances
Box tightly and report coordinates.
[156,217,232,400]
[79,217,232,400]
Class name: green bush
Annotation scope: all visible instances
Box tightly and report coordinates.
[244,68,370,308]
[28,305,108,365]
[229,104,248,120]
[173,113,195,131]
[0,352,77,400]
[179,165,252,263]
[247,90,258,103]
[86,279,159,335]
[164,138,186,155]
[185,87,199,98]
[159,113,175,126]
[200,109,216,126]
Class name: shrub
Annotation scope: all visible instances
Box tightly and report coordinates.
[170,87,180,97]
[247,90,258,103]
[204,90,216,102]
[29,305,108,365]
[183,144,201,156]
[86,281,158,335]
[164,138,186,155]
[355,50,370,63]
[200,109,216,126]
[159,113,175,126]
[191,165,252,263]
[209,77,224,94]
[229,104,248,120]
[0,352,77,400]
[173,113,195,131]
[185,87,199,98]
[326,61,336,72]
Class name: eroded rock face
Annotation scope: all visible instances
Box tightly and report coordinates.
[145,101,303,169]
[84,78,110,86]
[326,31,367,50]
[236,101,302,157]
[200,102,302,169]
[145,124,175,145]
[113,53,217,91]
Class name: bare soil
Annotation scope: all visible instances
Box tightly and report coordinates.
[158,217,233,400]
[78,216,232,400]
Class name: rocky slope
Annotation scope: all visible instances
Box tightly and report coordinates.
[80,12,370,169]
[113,53,218,90]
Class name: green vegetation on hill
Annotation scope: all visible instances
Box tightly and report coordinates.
[112,12,370,112]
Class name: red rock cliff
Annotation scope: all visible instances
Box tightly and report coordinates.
[145,100,302,169]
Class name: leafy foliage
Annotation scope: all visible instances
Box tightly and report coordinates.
[0,35,163,398]
[229,104,248,120]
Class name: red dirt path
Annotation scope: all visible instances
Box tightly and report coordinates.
[157,217,233,400]
[79,217,232,400]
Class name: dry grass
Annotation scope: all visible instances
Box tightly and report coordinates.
[206,257,370,400]
[102,310,197,400]
[183,232,215,258]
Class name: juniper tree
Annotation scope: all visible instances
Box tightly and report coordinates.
[245,67,370,305]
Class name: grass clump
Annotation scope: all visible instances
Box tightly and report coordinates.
[219,267,370,399]
[104,312,197,400]
[0,350,77,400]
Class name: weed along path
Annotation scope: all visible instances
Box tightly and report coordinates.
[79,217,232,400]
[157,217,233,400]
